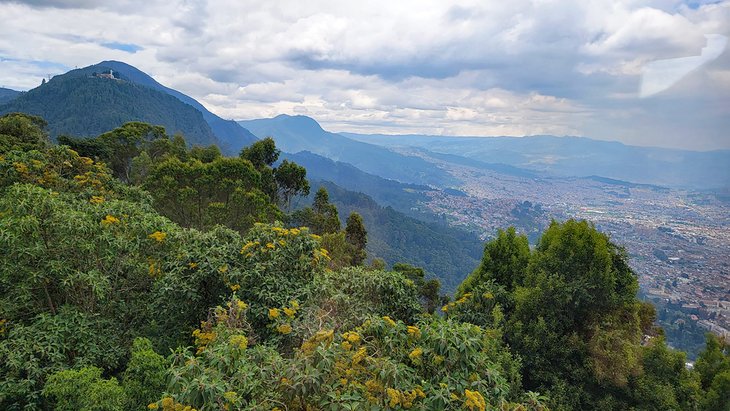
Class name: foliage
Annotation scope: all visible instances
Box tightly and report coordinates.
[0,69,219,147]
[695,334,730,411]
[458,227,529,296]
[157,298,546,411]
[231,223,327,338]
[43,366,126,411]
[240,136,279,169]
[314,180,482,292]
[143,154,280,232]
[1,114,725,411]
[0,112,49,153]
[346,211,368,265]
[392,263,442,315]
[292,186,341,235]
[0,307,126,409]
[122,338,169,409]
[274,159,310,209]
[295,267,423,336]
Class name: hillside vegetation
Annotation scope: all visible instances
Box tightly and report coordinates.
[0,112,728,411]
[0,67,219,147]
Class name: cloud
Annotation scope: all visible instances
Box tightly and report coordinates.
[0,0,728,149]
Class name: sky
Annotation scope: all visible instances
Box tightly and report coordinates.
[0,0,728,150]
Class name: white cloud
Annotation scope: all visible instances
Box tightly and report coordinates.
[0,0,728,149]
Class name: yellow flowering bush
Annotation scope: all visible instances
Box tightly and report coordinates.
[148,231,167,242]
[101,214,121,225]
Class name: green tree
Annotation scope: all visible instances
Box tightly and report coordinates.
[43,367,126,411]
[695,333,730,410]
[122,338,168,409]
[239,137,279,169]
[274,159,309,209]
[345,212,367,266]
[0,112,49,153]
[142,155,280,232]
[292,187,341,235]
[458,227,529,296]
[392,263,442,315]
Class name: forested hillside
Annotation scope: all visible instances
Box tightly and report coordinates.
[0,88,19,105]
[0,67,219,147]
[96,61,258,152]
[307,180,483,292]
[283,151,436,218]
[1,113,728,410]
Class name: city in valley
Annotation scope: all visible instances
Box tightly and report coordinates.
[403,149,730,351]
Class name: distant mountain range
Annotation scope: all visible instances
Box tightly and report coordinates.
[0,87,19,105]
[0,61,257,150]
[341,132,730,190]
[240,114,457,187]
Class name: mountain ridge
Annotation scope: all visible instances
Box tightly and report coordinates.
[341,132,730,189]
[97,61,258,153]
[239,114,458,187]
[0,66,220,147]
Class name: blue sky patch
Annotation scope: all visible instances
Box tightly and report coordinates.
[101,42,143,53]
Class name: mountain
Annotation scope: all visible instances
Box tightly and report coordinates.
[308,180,483,292]
[0,64,219,147]
[239,115,457,187]
[282,151,438,219]
[97,61,257,153]
[0,88,20,105]
[342,132,730,189]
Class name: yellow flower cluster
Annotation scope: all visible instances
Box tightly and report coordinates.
[240,241,259,253]
[283,307,296,317]
[148,231,167,242]
[100,214,120,226]
[89,196,105,204]
[230,284,241,292]
[407,325,420,338]
[276,324,292,334]
[192,327,216,354]
[73,171,106,190]
[271,226,301,236]
[382,316,396,327]
[152,397,197,411]
[223,391,238,403]
[433,355,445,365]
[342,331,360,343]
[218,264,228,273]
[148,260,161,277]
[12,162,29,175]
[229,334,248,350]
[463,389,486,411]
[300,329,334,354]
[441,292,473,313]
[268,308,280,319]
[409,347,423,365]
[188,262,198,269]
[352,346,367,366]
[386,387,426,408]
